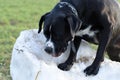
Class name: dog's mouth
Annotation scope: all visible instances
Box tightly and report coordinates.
[51,52,62,57]
[51,47,67,57]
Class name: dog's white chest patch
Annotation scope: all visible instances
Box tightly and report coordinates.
[76,25,99,37]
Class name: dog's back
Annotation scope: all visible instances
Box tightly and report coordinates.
[69,0,120,61]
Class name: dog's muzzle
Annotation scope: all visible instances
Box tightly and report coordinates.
[44,46,53,54]
[44,46,62,57]
[44,40,62,57]
[44,40,54,54]
[44,40,68,57]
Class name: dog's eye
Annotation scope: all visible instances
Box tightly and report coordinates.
[52,34,63,41]
[44,31,50,39]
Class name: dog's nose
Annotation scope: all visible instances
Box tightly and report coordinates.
[44,47,53,54]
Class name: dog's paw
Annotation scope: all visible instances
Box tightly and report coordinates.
[58,63,73,71]
[84,64,100,76]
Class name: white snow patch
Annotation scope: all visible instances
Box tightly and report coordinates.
[10,29,120,80]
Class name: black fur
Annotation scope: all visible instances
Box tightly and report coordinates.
[38,0,120,75]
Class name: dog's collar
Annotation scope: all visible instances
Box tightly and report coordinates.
[59,2,78,17]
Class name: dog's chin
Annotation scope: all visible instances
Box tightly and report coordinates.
[51,52,62,57]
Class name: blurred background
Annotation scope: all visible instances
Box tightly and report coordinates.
[0,0,58,80]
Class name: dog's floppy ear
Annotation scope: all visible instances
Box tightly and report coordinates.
[38,12,50,33]
[67,15,81,37]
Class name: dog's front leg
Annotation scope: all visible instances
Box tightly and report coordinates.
[58,36,81,71]
[84,25,111,75]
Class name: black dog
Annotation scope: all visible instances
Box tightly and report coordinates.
[38,0,120,75]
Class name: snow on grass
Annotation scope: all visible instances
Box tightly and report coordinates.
[10,29,120,80]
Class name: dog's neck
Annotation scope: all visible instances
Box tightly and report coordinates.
[59,2,78,17]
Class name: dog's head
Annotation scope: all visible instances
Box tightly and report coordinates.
[38,2,81,57]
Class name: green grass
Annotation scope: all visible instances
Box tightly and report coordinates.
[0,0,58,80]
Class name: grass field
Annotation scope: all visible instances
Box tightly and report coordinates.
[0,0,120,80]
[0,0,58,80]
